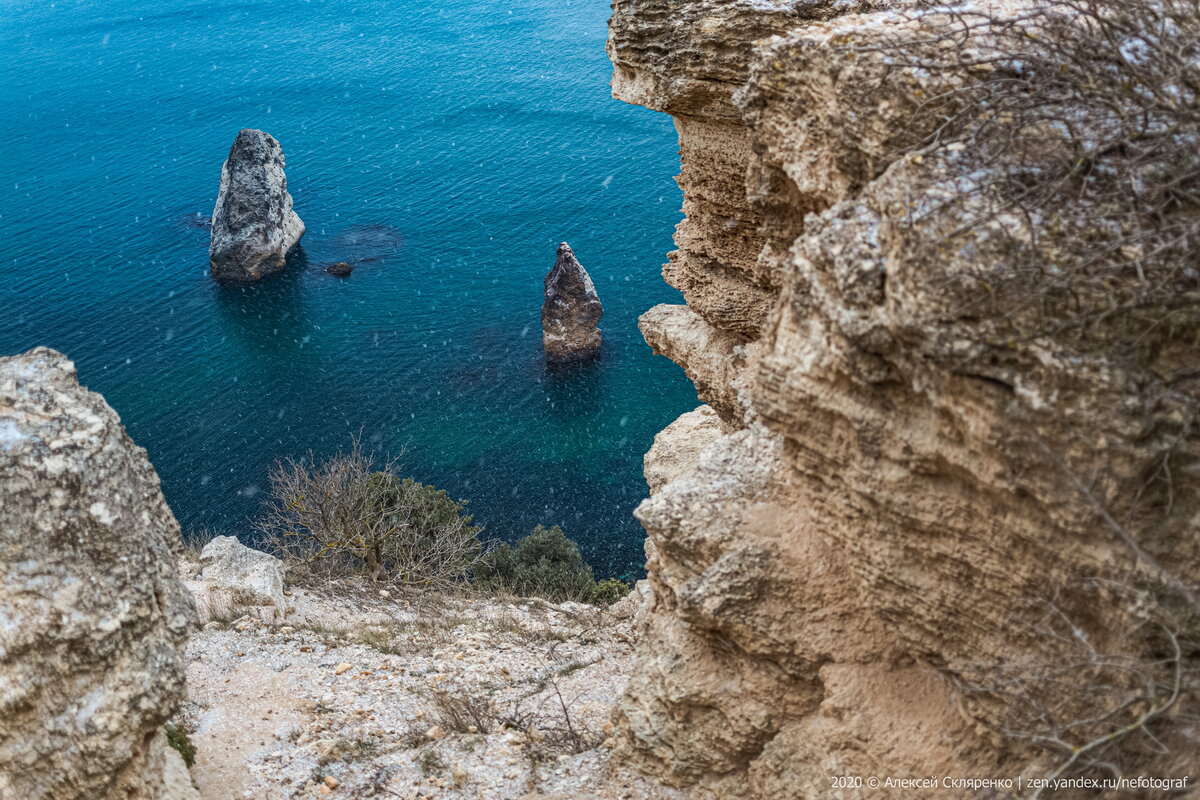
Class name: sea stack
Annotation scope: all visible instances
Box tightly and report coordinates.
[209,129,305,282]
[541,242,603,363]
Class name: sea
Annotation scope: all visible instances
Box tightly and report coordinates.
[0,0,695,579]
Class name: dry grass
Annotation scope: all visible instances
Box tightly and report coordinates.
[256,437,485,586]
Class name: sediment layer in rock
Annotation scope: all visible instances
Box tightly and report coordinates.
[611,0,1200,796]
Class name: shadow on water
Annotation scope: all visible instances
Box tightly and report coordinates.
[177,211,212,231]
[540,353,603,419]
[212,247,314,362]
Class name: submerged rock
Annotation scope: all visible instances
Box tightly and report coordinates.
[209,129,305,282]
[326,261,355,277]
[541,242,603,362]
[0,347,198,800]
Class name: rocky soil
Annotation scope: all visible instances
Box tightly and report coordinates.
[175,558,681,800]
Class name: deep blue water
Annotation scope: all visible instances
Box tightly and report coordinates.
[0,0,693,578]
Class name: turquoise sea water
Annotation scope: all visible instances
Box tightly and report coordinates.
[0,0,693,578]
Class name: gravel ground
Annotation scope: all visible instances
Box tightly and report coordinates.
[174,564,683,800]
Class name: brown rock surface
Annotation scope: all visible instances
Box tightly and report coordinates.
[0,347,198,799]
[542,242,603,362]
[611,0,1200,796]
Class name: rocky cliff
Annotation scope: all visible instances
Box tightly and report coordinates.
[0,348,199,800]
[610,0,1200,796]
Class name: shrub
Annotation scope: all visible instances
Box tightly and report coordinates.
[474,525,595,601]
[587,577,631,606]
[165,724,196,768]
[179,528,219,562]
[855,0,1200,360]
[256,438,483,585]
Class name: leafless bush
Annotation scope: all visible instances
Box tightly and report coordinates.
[429,679,601,758]
[954,581,1197,795]
[850,0,1200,361]
[430,687,505,735]
[255,438,484,586]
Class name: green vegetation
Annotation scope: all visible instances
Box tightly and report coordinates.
[473,525,596,602]
[587,577,631,606]
[165,723,196,768]
[256,439,483,585]
[257,438,639,603]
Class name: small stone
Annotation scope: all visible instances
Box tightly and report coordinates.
[451,765,467,787]
[200,537,287,613]
[319,786,332,796]
[324,775,339,789]
[335,662,353,675]
[278,626,295,634]
[425,725,446,740]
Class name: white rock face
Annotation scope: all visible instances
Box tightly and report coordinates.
[199,536,287,612]
[0,347,198,800]
[209,128,305,281]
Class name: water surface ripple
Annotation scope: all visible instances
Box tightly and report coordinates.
[0,0,693,578]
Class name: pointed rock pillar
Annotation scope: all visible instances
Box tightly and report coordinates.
[542,242,603,362]
[209,129,305,281]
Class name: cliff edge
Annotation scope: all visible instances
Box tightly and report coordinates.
[610,0,1200,796]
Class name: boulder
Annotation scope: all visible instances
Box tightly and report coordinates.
[325,261,355,277]
[541,242,603,362]
[198,536,287,612]
[209,128,305,281]
[0,347,199,800]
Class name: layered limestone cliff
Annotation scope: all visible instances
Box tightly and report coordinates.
[610,1,1200,796]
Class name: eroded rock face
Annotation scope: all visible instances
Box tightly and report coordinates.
[643,405,727,495]
[542,242,603,362]
[210,128,305,281]
[0,347,198,800]
[611,0,1200,795]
